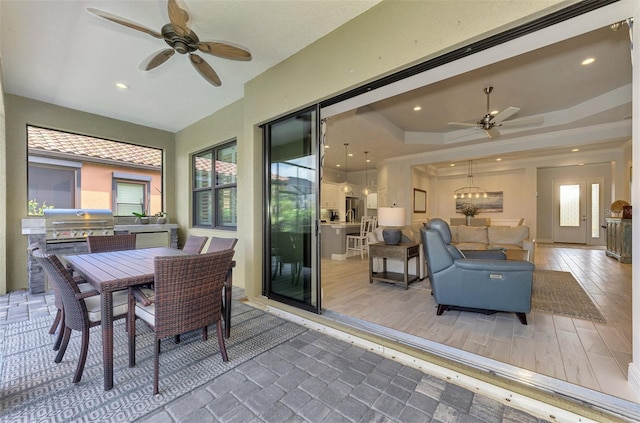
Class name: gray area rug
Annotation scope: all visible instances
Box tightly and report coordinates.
[0,297,307,422]
[531,269,606,323]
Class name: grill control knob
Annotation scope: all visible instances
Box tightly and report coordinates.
[87,230,93,236]
[102,229,109,235]
[71,230,77,237]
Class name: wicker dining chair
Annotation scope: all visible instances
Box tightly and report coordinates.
[182,235,208,254]
[87,234,137,253]
[127,249,235,395]
[31,249,129,384]
[206,237,238,338]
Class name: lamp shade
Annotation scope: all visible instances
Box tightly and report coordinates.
[378,207,405,227]
[378,207,405,245]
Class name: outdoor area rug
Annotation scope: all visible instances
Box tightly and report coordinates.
[531,269,606,323]
[0,293,307,422]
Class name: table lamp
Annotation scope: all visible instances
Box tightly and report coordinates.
[378,207,405,245]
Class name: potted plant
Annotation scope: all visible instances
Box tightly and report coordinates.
[132,212,149,224]
[154,212,167,224]
[460,203,477,226]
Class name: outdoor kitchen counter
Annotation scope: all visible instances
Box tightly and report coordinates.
[21,219,178,235]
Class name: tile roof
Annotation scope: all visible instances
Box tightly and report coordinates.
[28,126,162,167]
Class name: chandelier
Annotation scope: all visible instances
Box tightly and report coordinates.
[453,160,487,200]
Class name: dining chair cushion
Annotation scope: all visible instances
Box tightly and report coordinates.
[83,290,130,323]
[134,302,156,326]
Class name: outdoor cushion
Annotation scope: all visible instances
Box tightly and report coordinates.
[84,290,129,322]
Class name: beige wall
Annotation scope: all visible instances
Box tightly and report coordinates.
[0,66,6,295]
[4,95,175,293]
[174,99,245,287]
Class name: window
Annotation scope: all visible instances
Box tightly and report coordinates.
[27,157,81,214]
[27,126,163,216]
[112,173,151,216]
[192,141,237,229]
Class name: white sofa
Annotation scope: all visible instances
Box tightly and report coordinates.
[368,223,427,280]
[449,225,535,262]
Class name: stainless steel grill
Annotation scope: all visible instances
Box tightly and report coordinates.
[44,209,114,242]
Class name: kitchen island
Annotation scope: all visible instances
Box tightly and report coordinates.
[321,221,362,260]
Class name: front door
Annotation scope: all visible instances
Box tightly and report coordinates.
[553,180,587,244]
[263,106,321,313]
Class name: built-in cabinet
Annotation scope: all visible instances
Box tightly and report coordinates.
[605,218,632,263]
[321,183,340,209]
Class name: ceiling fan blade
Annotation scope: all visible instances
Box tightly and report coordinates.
[447,121,478,128]
[485,127,501,139]
[492,106,520,124]
[168,0,190,37]
[87,8,163,39]
[190,54,222,86]
[145,49,175,70]
[500,115,545,128]
[446,128,478,140]
[198,42,252,61]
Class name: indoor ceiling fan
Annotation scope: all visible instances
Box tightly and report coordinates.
[87,0,252,86]
[447,86,543,139]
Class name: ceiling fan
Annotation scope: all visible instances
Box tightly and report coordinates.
[447,86,543,139]
[87,0,252,87]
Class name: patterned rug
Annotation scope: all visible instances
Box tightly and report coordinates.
[531,269,606,323]
[0,296,307,422]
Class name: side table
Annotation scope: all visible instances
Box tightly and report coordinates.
[369,242,420,290]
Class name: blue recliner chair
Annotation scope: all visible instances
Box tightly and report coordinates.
[422,218,535,325]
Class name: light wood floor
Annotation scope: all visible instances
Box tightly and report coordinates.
[321,243,636,401]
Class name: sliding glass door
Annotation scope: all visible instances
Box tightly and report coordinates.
[263,106,321,313]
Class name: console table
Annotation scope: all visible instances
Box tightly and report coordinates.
[369,242,420,290]
[605,217,631,263]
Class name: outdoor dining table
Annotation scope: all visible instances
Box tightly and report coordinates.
[63,247,192,390]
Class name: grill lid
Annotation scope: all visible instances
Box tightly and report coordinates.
[44,209,114,240]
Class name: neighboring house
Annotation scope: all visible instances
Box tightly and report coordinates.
[27,126,163,216]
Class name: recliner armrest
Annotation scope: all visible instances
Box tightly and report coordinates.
[454,259,535,272]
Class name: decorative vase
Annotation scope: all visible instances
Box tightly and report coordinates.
[137,217,149,224]
[157,217,167,224]
[465,215,472,226]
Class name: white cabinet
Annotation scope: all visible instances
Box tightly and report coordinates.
[321,183,340,209]
[366,193,378,209]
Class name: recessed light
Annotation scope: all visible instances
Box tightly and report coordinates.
[413,106,422,111]
[348,153,353,157]
[450,163,455,167]
[581,57,596,66]
[324,145,329,149]
[490,110,499,115]
[115,82,129,89]
[579,163,585,166]
[336,164,340,167]
[572,148,580,152]
[366,159,371,163]
[496,158,502,161]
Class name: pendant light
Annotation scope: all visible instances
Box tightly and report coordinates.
[341,143,352,193]
[362,151,371,196]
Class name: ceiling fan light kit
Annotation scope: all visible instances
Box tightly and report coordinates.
[88,0,251,87]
